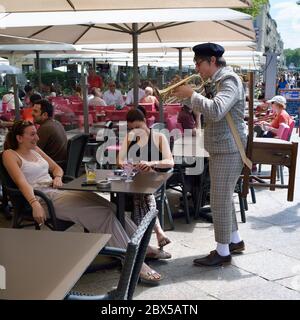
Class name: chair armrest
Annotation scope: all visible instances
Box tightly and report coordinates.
[33,189,58,228]
[62,175,75,183]
[99,246,126,259]
[5,186,58,229]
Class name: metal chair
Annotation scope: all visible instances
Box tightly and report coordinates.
[0,152,73,231]
[65,208,157,300]
[64,133,89,178]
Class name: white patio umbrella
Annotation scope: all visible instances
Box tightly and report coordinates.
[0,64,21,74]
[0,8,254,100]
[0,0,251,12]
[0,7,254,129]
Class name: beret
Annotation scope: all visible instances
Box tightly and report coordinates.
[192,43,225,57]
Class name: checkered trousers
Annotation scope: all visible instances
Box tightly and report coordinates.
[209,152,243,244]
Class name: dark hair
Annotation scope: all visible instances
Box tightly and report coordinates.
[29,93,42,104]
[34,99,54,117]
[137,105,147,118]
[24,85,33,94]
[4,120,34,150]
[126,109,146,123]
[194,55,226,67]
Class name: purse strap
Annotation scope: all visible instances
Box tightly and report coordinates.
[216,81,252,170]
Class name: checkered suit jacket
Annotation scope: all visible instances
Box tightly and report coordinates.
[191,66,247,154]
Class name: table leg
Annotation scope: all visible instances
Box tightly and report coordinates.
[116,193,125,228]
[193,160,212,222]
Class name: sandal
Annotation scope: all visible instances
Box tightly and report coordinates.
[146,249,172,260]
[158,236,172,249]
[139,269,163,286]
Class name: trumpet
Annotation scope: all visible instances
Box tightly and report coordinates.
[158,74,209,104]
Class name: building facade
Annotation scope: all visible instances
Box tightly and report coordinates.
[254,1,284,67]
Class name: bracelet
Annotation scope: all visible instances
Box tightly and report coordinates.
[28,197,36,203]
[29,197,38,205]
[151,161,159,167]
[30,199,39,206]
[54,175,63,178]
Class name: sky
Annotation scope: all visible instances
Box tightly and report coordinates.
[269,0,300,49]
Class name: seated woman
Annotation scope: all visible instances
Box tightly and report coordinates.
[254,95,292,138]
[3,120,164,284]
[139,86,159,110]
[118,109,174,256]
[88,87,107,107]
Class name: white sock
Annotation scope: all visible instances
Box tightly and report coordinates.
[216,243,230,256]
[231,231,242,244]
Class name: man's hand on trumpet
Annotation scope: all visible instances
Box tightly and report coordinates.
[173,85,194,100]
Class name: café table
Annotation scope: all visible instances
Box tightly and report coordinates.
[0,228,110,300]
[59,170,173,227]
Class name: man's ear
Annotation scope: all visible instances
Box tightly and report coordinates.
[211,56,217,64]
[41,112,49,119]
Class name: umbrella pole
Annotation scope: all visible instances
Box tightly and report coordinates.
[12,74,20,121]
[157,68,164,123]
[132,23,139,108]
[81,64,89,134]
[35,51,42,92]
[178,47,183,78]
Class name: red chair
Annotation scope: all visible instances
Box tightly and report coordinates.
[1,102,8,113]
[288,119,295,140]
[276,123,290,140]
[78,114,93,128]
[139,103,155,112]
[70,102,83,111]
[166,115,180,131]
[276,123,291,185]
[164,104,182,115]
[105,106,116,111]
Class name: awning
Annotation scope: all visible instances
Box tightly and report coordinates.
[0,0,252,12]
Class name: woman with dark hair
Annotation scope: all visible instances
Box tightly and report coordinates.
[2,121,164,284]
[118,109,174,258]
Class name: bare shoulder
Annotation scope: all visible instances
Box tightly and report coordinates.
[153,131,168,142]
[2,149,21,165]
[34,146,44,156]
[152,131,170,148]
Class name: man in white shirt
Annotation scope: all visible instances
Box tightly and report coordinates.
[103,81,124,107]
[1,89,23,112]
[125,86,145,105]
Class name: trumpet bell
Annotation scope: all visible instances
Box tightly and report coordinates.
[158,74,207,104]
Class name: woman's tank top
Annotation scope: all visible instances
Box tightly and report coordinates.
[12,149,53,188]
[128,129,162,163]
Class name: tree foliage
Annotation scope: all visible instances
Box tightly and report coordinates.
[284,48,300,67]
[237,0,269,17]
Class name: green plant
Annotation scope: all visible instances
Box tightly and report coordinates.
[26,71,78,91]
[236,0,269,17]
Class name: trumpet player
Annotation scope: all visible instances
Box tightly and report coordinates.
[174,43,247,267]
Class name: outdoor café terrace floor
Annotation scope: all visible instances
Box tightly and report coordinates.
[1,132,300,300]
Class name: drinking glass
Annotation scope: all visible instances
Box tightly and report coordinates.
[123,160,134,182]
[85,163,97,183]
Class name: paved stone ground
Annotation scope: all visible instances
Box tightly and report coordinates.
[1,132,300,300]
